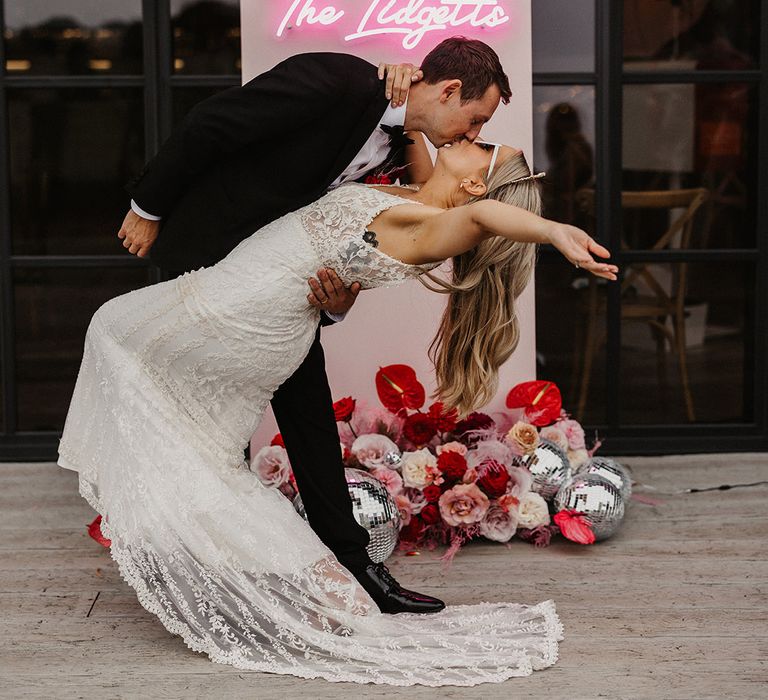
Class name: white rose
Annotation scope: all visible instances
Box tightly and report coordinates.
[400,447,437,490]
[351,434,400,469]
[517,491,551,528]
[252,445,292,488]
[479,504,520,542]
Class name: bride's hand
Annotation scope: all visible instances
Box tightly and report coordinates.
[547,223,619,281]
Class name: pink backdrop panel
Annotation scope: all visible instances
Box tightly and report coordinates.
[240,0,536,449]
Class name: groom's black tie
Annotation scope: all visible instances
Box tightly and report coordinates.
[379,124,415,150]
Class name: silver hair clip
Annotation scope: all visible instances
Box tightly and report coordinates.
[509,172,547,185]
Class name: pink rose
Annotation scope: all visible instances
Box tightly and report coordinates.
[438,483,490,527]
[557,418,586,450]
[507,465,533,498]
[371,467,404,497]
[394,494,413,526]
[351,434,400,469]
[540,426,569,453]
[403,486,427,514]
[467,439,514,469]
[436,441,468,456]
[479,503,519,542]
[252,445,292,488]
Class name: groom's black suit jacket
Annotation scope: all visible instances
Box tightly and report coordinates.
[125,51,403,276]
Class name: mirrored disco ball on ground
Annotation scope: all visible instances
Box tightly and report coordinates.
[293,467,401,562]
[517,439,572,500]
[575,456,633,501]
[554,473,625,541]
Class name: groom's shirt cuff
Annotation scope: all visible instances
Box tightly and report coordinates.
[324,310,347,323]
[131,199,162,221]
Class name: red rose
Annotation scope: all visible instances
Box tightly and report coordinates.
[420,503,441,525]
[333,396,356,422]
[437,451,467,481]
[399,515,425,543]
[477,461,510,499]
[428,401,458,433]
[403,412,437,446]
[454,412,495,445]
[270,433,285,447]
[422,485,442,503]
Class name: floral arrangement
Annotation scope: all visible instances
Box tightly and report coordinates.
[252,364,603,563]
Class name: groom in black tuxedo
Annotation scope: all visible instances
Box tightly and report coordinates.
[119,36,511,614]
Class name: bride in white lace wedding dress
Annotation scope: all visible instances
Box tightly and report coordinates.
[57,156,597,684]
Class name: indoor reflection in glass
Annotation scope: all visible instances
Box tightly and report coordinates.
[3,0,142,75]
[622,82,757,249]
[623,0,758,70]
[8,89,145,255]
[14,267,152,432]
[171,0,241,74]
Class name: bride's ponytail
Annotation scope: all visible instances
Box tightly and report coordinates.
[419,151,542,418]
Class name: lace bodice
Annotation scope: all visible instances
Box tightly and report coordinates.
[297,183,443,290]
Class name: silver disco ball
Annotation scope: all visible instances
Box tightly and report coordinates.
[554,473,625,541]
[293,467,401,563]
[517,439,573,500]
[575,456,633,502]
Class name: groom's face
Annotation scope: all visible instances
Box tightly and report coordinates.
[423,82,502,147]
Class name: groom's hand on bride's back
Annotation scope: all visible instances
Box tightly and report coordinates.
[117,209,159,258]
[307,268,361,316]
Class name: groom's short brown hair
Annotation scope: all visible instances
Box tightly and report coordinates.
[420,36,512,105]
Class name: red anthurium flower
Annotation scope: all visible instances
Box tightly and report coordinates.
[553,508,595,544]
[375,364,425,413]
[87,514,111,548]
[506,380,562,426]
[270,433,285,447]
[333,396,356,422]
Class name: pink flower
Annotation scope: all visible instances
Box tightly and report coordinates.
[394,494,413,526]
[403,486,427,514]
[479,504,519,542]
[557,418,586,450]
[371,467,403,497]
[351,434,400,469]
[438,483,490,526]
[467,439,514,469]
[507,464,533,498]
[462,467,478,484]
[540,425,569,453]
[436,441,468,456]
[252,445,292,488]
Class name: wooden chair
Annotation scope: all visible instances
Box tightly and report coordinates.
[572,187,709,422]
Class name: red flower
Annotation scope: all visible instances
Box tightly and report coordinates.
[437,451,468,481]
[270,433,285,447]
[454,412,495,445]
[553,508,595,544]
[477,462,510,499]
[422,485,442,503]
[506,380,562,427]
[403,412,437,446]
[364,174,393,185]
[87,515,111,548]
[420,503,441,525]
[428,401,458,432]
[333,396,356,422]
[399,515,426,543]
[375,364,426,413]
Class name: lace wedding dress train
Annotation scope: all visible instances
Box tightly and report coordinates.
[58,183,565,686]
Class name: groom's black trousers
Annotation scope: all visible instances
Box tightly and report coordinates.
[164,268,373,574]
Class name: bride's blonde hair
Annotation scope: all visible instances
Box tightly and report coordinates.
[419,151,542,418]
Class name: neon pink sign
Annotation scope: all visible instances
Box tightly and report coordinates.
[276,0,511,50]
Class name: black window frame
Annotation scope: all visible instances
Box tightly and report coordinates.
[0,0,766,459]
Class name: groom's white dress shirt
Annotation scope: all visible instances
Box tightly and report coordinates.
[131,98,408,322]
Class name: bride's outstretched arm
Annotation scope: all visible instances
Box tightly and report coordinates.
[413,200,619,281]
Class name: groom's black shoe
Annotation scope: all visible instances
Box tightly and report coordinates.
[353,562,446,614]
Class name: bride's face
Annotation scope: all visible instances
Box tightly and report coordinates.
[437,139,521,186]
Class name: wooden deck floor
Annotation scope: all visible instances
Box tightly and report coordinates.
[1,455,766,699]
